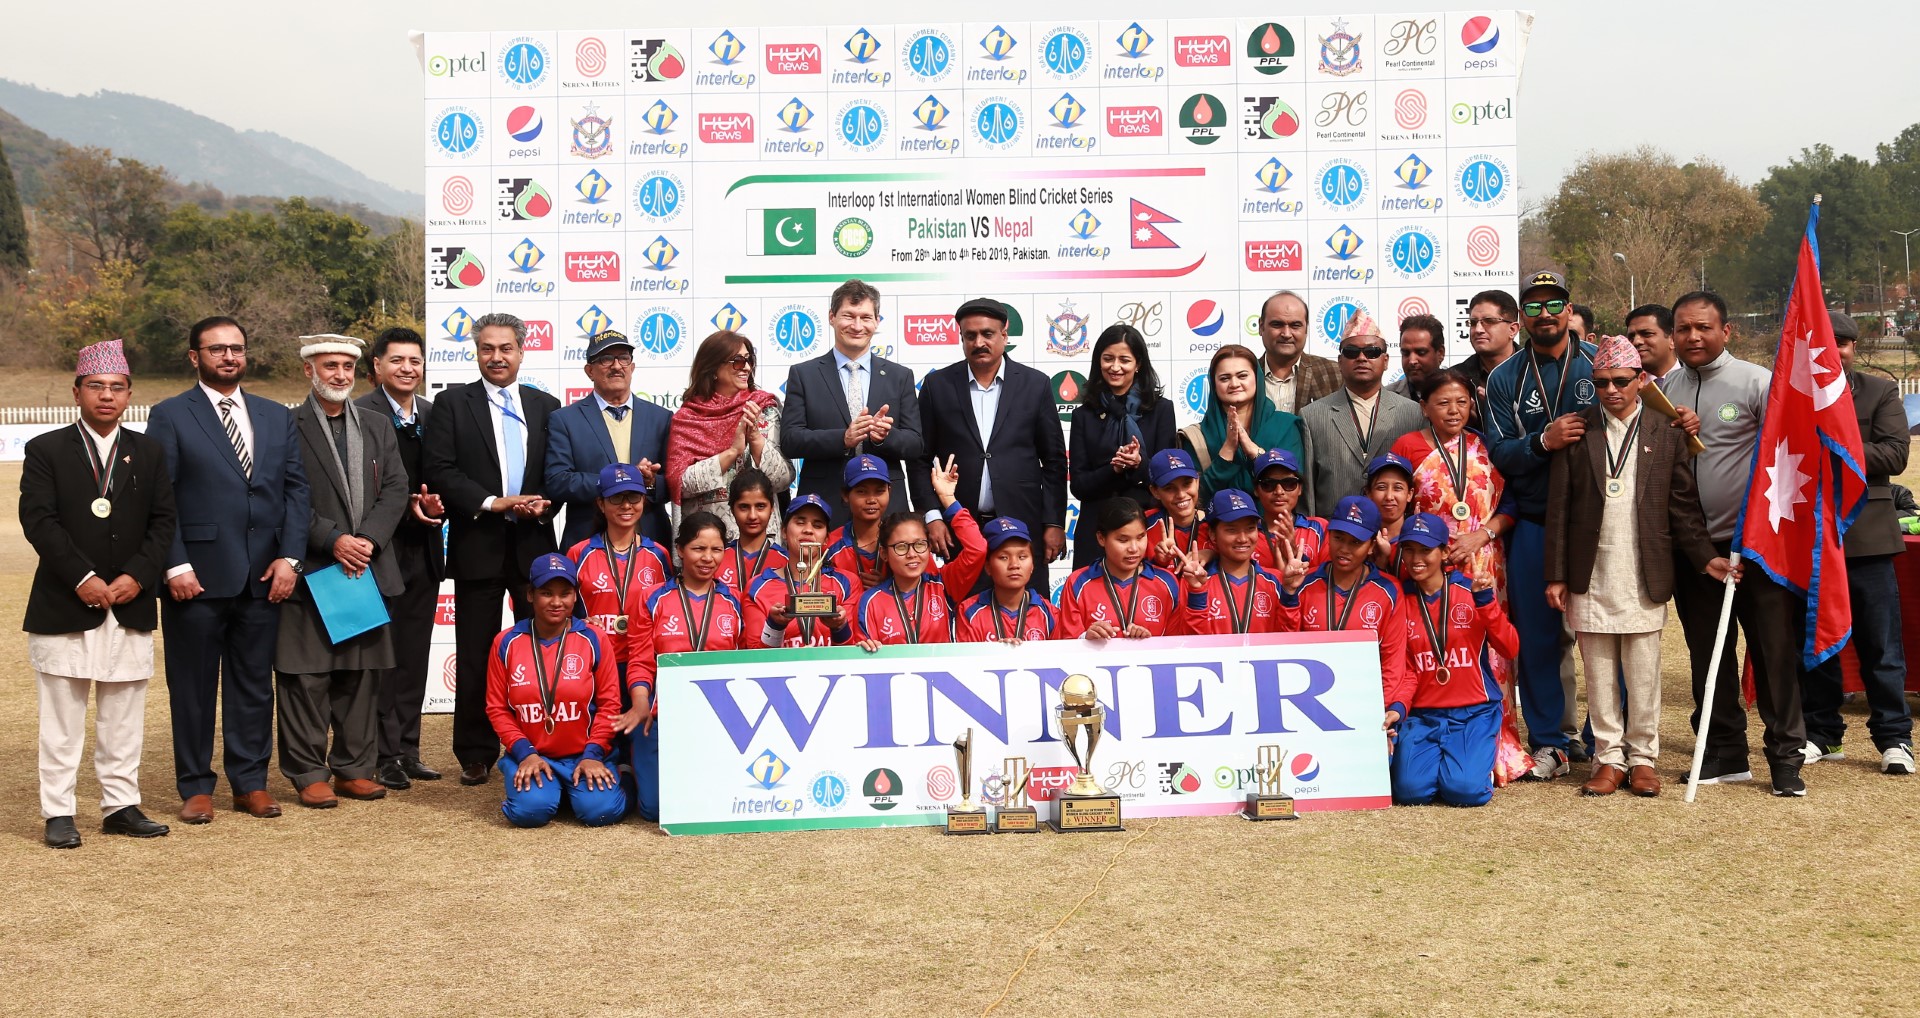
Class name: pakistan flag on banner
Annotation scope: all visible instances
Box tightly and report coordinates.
[747,208,815,256]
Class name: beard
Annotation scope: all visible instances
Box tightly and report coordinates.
[312,379,354,404]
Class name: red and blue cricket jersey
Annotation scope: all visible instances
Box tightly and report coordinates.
[485,619,620,763]
[567,535,672,662]
[623,581,748,693]
[1280,564,1414,718]
[1401,574,1519,710]
[957,589,1059,643]
[1057,561,1183,638]
[1144,507,1213,569]
[1177,564,1290,636]
[852,506,986,645]
[717,537,787,601]
[744,565,862,648]
[826,523,883,583]
[1251,514,1328,573]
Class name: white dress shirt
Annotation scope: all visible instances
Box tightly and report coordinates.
[200,380,253,464]
[481,378,529,510]
[928,360,1006,521]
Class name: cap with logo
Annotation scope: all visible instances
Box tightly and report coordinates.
[1149,448,1200,487]
[843,453,891,489]
[787,493,834,523]
[1253,448,1301,477]
[585,330,635,362]
[1208,488,1261,525]
[1520,269,1570,302]
[597,462,648,498]
[1365,452,1415,484]
[982,516,1032,551]
[529,553,579,589]
[1326,495,1381,542]
[1394,512,1451,549]
[954,296,1010,324]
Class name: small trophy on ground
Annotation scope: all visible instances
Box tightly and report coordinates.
[944,727,989,835]
[1243,744,1297,820]
[991,755,1037,833]
[786,541,837,618]
[1049,674,1123,832]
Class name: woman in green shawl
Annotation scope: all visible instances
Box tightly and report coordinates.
[1178,344,1305,501]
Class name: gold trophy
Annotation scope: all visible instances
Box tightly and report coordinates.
[944,727,989,835]
[991,755,1037,833]
[1049,674,1123,832]
[1243,744,1298,821]
[786,541,838,618]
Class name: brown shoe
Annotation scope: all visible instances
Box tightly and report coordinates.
[1628,765,1662,797]
[1581,764,1626,797]
[459,763,491,786]
[179,794,214,824]
[334,778,388,801]
[297,782,338,809]
[232,790,283,818]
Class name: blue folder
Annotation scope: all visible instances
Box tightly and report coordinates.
[304,563,391,644]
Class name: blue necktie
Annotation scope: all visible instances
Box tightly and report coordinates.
[498,390,525,496]
[605,404,629,422]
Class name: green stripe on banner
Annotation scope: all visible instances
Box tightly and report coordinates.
[726,171,945,197]
[664,814,946,835]
[659,641,992,669]
[723,271,945,284]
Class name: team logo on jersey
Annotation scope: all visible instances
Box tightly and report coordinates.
[1361,602,1382,627]
[1139,595,1163,622]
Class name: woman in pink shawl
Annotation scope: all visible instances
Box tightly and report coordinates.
[666,331,793,539]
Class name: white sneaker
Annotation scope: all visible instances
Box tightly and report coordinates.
[1525,746,1570,781]
[1800,742,1844,765]
[1883,745,1915,775]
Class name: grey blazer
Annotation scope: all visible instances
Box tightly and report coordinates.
[1298,387,1425,517]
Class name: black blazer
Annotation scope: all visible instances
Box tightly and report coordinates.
[20,425,177,634]
[1068,395,1175,567]
[1845,371,1910,558]
[911,357,1067,533]
[421,380,560,584]
[780,350,924,520]
[353,388,446,582]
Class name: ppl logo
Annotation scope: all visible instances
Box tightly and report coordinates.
[523,320,554,351]
[565,251,620,282]
[1461,16,1500,53]
[766,43,821,74]
[1026,766,1078,802]
[1173,35,1230,67]
[506,105,543,143]
[1186,300,1225,337]
[1105,105,1162,137]
[1244,240,1304,272]
[698,112,755,143]
[1291,753,1321,783]
[903,315,959,345]
[1246,22,1296,74]
[435,594,457,626]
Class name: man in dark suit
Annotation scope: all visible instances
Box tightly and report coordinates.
[275,335,410,808]
[421,312,559,785]
[1297,315,1425,517]
[147,316,312,823]
[545,329,673,549]
[781,278,924,522]
[21,339,177,848]
[914,297,1067,595]
[1801,310,1914,774]
[357,327,448,789]
[1258,291,1341,414]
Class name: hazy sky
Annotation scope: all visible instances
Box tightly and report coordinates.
[4,0,1917,206]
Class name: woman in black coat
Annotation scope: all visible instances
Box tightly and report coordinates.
[1068,324,1175,570]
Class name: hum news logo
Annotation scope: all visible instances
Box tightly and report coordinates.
[698,112,755,143]
[1105,106,1162,138]
[765,42,822,74]
[903,315,959,346]
[565,250,620,283]
[1173,35,1231,67]
[1245,239,1304,272]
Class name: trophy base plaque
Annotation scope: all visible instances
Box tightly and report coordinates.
[992,805,1038,833]
[1048,792,1123,833]
[1242,793,1298,821]
[788,592,838,618]
[944,807,989,835]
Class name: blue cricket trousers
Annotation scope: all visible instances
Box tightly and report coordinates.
[1392,701,1501,806]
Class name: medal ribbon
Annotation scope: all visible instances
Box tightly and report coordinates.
[599,537,637,610]
[1101,566,1142,631]
[1223,569,1255,635]
[733,541,765,587]
[1605,411,1643,484]
[990,593,1033,643]
[527,630,565,734]
[677,585,718,652]
[1414,585,1450,683]
[1430,426,1469,505]
[1325,575,1365,631]
[82,425,121,502]
[889,579,926,645]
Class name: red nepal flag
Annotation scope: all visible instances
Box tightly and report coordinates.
[1738,201,1867,667]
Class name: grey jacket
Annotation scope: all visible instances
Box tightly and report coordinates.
[1659,350,1768,542]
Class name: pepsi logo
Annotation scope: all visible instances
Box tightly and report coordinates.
[1394,89,1426,131]
[575,37,608,77]
[1461,16,1500,54]
[506,106,543,143]
[1290,753,1320,782]
[1186,300,1225,337]
[441,176,474,216]
[1465,225,1500,267]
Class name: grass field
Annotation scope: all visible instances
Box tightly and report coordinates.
[4,461,1920,1017]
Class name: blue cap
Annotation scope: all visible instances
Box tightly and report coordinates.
[1208,488,1260,524]
[1395,512,1451,549]
[787,493,834,522]
[1149,448,1199,487]
[982,516,1032,551]
[843,453,891,489]
[597,462,647,498]
[1253,448,1301,477]
[1365,452,1415,483]
[1326,496,1381,542]
[529,553,579,589]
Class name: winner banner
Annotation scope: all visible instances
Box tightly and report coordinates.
[656,633,1391,835]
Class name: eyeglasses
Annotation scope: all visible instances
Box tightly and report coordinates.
[1593,375,1640,390]
[1469,317,1515,329]
[81,381,130,395]
[590,353,633,366]
[603,493,646,506]
[724,354,756,368]
[1521,299,1569,317]
[1255,476,1302,492]
[887,539,931,555]
[1339,346,1387,360]
[195,344,246,357]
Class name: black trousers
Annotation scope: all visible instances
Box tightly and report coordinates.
[1672,542,1807,770]
[377,539,438,765]
[452,578,530,768]
[162,593,281,799]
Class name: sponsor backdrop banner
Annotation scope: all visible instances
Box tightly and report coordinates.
[421,14,1529,592]
[656,632,1391,835]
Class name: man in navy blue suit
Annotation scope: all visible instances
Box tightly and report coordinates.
[544,329,673,549]
[147,316,311,824]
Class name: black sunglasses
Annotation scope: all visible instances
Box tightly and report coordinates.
[1521,299,1569,317]
[1256,476,1302,492]
[1594,375,1640,390]
[1339,346,1387,360]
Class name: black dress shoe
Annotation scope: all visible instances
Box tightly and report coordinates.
[377,759,412,790]
[45,816,81,849]
[102,805,170,838]
[459,763,490,786]
[402,757,443,781]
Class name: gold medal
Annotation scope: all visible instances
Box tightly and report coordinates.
[91,497,113,518]
[612,615,629,634]
[1451,501,1471,521]
[1605,478,1625,499]
[1434,666,1451,685]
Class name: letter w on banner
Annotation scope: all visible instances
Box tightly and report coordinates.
[1738,200,1867,667]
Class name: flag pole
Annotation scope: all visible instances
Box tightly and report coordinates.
[1683,554,1742,803]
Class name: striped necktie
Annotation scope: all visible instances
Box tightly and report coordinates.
[219,397,252,477]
